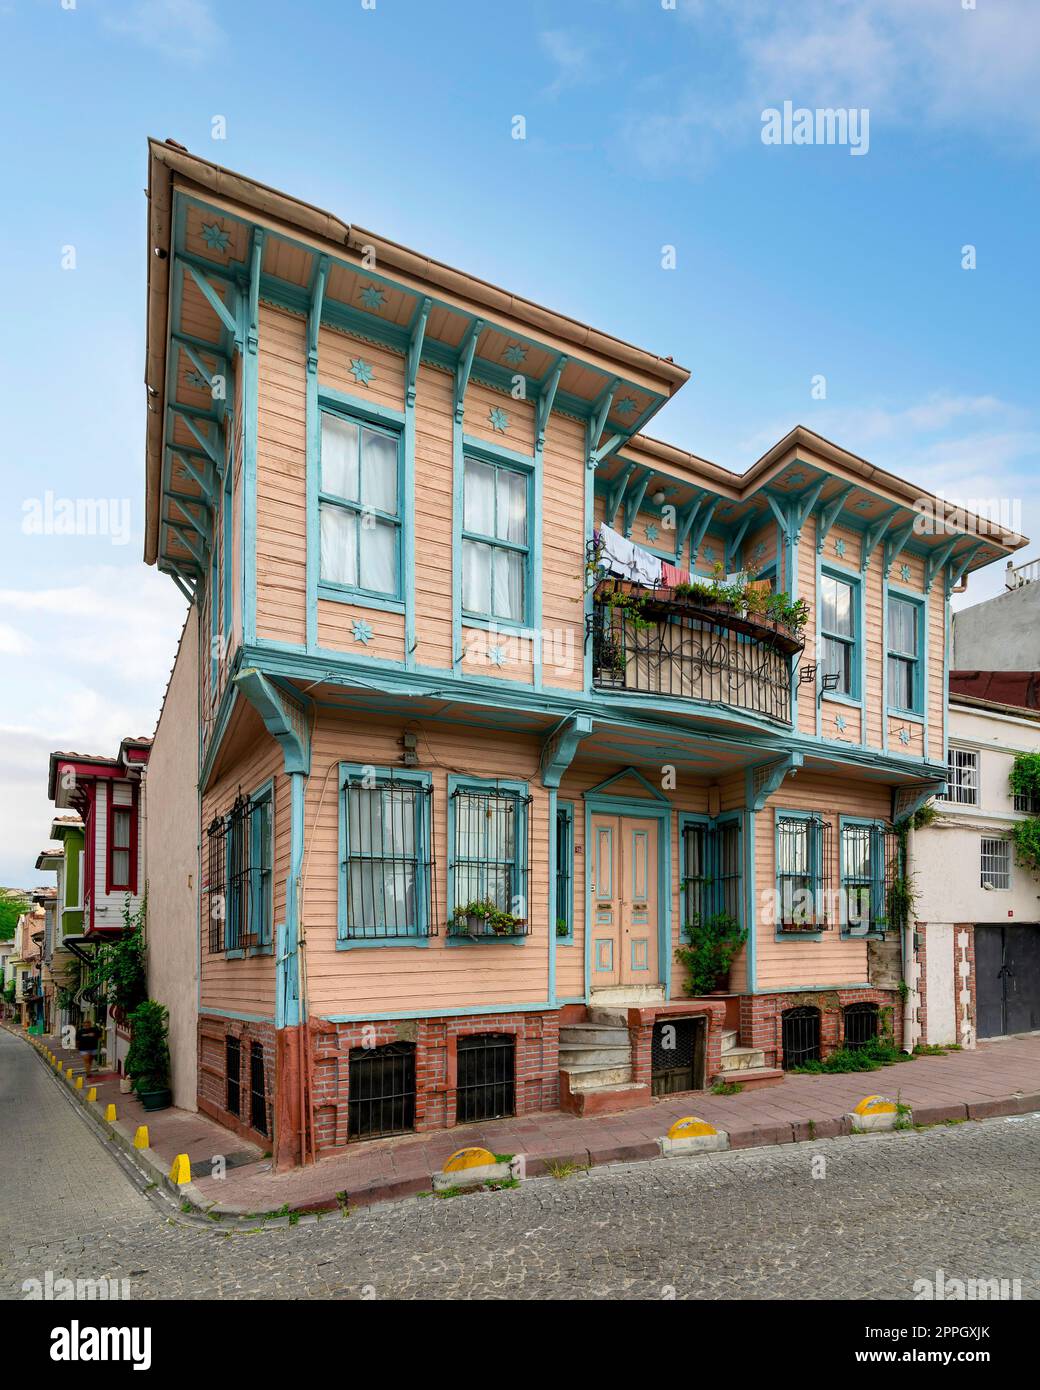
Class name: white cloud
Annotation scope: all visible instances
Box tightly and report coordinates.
[104,0,224,65]
[539,29,599,97]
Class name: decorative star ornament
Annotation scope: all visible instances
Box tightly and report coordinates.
[753,542,767,563]
[201,221,231,253]
[854,498,872,510]
[835,714,848,734]
[359,284,387,311]
[900,563,912,583]
[645,523,659,543]
[350,358,374,387]
[785,471,806,487]
[351,619,373,645]
[615,397,638,417]
[898,727,911,746]
[503,343,527,366]
[834,538,846,559]
[703,545,715,563]
[489,645,507,667]
[488,406,509,434]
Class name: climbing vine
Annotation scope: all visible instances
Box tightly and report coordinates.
[1010,753,1040,872]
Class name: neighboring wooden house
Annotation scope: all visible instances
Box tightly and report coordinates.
[47,739,151,1071]
[34,816,86,1034]
[141,141,1026,1167]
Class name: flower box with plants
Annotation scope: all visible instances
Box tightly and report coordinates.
[124,999,172,1111]
[449,900,530,940]
[595,563,809,654]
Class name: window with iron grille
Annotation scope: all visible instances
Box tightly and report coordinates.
[941,747,978,804]
[225,1035,241,1116]
[249,1040,268,1137]
[338,768,434,941]
[555,803,573,941]
[206,790,274,954]
[776,814,832,932]
[782,1006,821,1069]
[348,1042,416,1140]
[843,1002,879,1051]
[1014,787,1040,814]
[650,1017,706,1096]
[980,837,1011,890]
[682,819,742,927]
[840,821,897,936]
[456,1033,515,1122]
[448,782,531,938]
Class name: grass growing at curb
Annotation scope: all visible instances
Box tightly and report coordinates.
[711,1079,743,1096]
[792,1037,912,1074]
[544,1157,588,1180]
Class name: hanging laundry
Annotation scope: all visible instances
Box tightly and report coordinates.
[661,560,690,588]
[597,524,663,586]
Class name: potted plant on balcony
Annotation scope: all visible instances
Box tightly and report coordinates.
[125,999,172,1111]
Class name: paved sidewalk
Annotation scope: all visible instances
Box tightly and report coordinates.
[13,1023,1039,1216]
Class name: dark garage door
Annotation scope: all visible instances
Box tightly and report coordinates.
[975,924,1040,1038]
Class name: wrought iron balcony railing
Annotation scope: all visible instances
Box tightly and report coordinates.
[590,587,798,723]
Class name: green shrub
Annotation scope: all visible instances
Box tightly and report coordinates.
[125,999,171,1093]
[675,911,747,997]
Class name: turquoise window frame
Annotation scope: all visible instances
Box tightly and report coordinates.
[447,773,530,945]
[336,764,433,950]
[460,446,533,631]
[885,586,926,719]
[208,538,220,697]
[248,779,274,954]
[774,808,826,941]
[838,816,888,939]
[555,800,575,944]
[679,812,743,928]
[316,404,405,611]
[819,566,862,701]
[222,460,233,661]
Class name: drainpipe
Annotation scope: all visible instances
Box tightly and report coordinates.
[901,820,919,1053]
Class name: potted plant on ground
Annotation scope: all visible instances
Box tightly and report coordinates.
[125,999,172,1111]
[674,911,748,997]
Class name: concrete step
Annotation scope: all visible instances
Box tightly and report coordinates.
[560,1024,630,1047]
[590,985,665,1007]
[721,1029,739,1053]
[558,1044,631,1068]
[719,1045,766,1072]
[586,1007,630,1028]
[560,1062,633,1090]
[711,1066,784,1092]
[560,1077,650,1117]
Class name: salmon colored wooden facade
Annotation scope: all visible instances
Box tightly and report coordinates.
[142,142,1025,1166]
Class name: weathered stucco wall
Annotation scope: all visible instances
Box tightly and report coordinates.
[144,609,199,1110]
[953,581,1040,668]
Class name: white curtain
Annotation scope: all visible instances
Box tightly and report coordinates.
[321,414,359,498]
[361,430,397,512]
[320,503,357,585]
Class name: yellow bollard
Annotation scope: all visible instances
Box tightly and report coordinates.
[75,1076,83,1090]
[87,1086,97,1103]
[66,1065,74,1079]
[133,1125,149,1150]
[104,1103,117,1122]
[169,1154,191,1185]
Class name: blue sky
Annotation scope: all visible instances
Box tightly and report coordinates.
[0,0,1038,887]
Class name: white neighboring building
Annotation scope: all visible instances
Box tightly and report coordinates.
[913,688,1040,1046]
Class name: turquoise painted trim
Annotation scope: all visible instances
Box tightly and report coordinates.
[554,799,575,947]
[548,788,558,1001]
[234,668,310,775]
[582,792,673,1000]
[584,765,669,802]
[317,385,404,427]
[676,809,743,926]
[457,442,536,633]
[320,1000,556,1023]
[202,1007,275,1024]
[773,806,826,941]
[884,582,927,737]
[743,775,757,991]
[277,769,306,1030]
[242,228,263,645]
[336,764,433,948]
[248,775,275,951]
[749,982,873,996]
[403,299,430,669]
[817,556,867,743]
[304,256,329,652]
[316,584,404,614]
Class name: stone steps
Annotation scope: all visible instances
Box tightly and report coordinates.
[558,1044,632,1068]
[719,1044,767,1072]
[560,1023,631,1047]
[711,1065,785,1092]
[560,1061,633,1090]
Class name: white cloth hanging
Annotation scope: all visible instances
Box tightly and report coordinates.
[598,524,663,586]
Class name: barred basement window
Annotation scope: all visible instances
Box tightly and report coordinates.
[776,815,832,932]
[843,1002,879,1051]
[348,1042,416,1140]
[456,1033,515,1122]
[225,1035,241,1116]
[782,1006,820,1069]
[942,747,978,805]
[682,820,742,927]
[249,1040,268,1137]
[448,785,532,938]
[340,772,434,940]
[650,1017,706,1097]
[980,837,1011,890]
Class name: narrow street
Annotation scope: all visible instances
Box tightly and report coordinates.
[1,1030,1037,1300]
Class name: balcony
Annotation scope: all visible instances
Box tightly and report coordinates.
[589,580,802,723]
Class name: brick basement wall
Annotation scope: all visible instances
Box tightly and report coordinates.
[740,988,904,1068]
[308,1010,560,1153]
[198,1014,276,1149]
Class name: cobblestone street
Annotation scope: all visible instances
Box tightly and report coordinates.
[2,1029,1038,1301]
